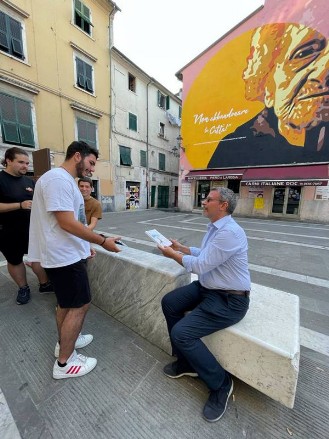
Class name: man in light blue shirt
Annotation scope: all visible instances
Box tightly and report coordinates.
[158,187,250,423]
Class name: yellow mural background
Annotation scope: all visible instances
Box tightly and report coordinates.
[182,29,264,168]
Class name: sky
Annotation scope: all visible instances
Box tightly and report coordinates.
[113,0,264,94]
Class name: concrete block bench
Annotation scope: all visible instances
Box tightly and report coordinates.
[199,279,300,408]
[87,247,299,409]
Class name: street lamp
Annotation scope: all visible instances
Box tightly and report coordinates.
[171,135,184,157]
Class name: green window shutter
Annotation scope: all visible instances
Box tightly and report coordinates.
[82,4,91,23]
[0,93,20,143]
[159,153,165,171]
[75,0,92,34]
[0,12,9,52]
[179,105,182,119]
[75,0,83,14]
[9,17,23,58]
[119,145,132,166]
[76,58,85,88]
[129,113,137,131]
[76,58,93,93]
[0,12,23,59]
[16,99,34,146]
[166,95,170,110]
[77,118,97,148]
[140,150,147,167]
[85,64,93,93]
[0,93,34,146]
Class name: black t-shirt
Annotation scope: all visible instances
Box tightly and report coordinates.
[0,171,35,230]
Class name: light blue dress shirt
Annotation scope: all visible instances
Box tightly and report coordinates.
[182,215,251,291]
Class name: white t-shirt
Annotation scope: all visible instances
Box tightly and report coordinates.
[28,167,90,268]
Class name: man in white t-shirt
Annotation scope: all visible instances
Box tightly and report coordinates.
[28,141,121,379]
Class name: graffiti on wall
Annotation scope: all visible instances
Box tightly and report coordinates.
[182,23,329,169]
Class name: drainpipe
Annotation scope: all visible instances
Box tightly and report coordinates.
[146,78,154,209]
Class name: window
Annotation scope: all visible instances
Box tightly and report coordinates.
[119,145,132,166]
[128,112,137,131]
[0,92,34,147]
[74,0,92,35]
[159,153,165,171]
[76,57,93,93]
[159,122,165,138]
[128,73,136,92]
[179,105,182,119]
[77,118,97,148]
[140,150,147,167]
[0,11,24,60]
[157,90,170,110]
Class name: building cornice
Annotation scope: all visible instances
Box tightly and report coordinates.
[0,74,39,94]
[70,42,98,62]
[70,101,102,118]
[0,0,29,18]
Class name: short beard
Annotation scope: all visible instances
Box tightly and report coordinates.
[75,160,85,178]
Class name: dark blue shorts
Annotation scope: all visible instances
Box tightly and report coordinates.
[45,260,91,308]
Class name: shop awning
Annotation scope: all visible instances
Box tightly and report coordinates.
[241,164,329,186]
[186,169,245,181]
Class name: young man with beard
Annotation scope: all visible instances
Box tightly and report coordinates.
[0,147,53,305]
[157,187,250,422]
[28,141,121,379]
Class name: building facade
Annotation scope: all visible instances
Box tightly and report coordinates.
[176,0,329,223]
[0,0,118,206]
[110,47,181,211]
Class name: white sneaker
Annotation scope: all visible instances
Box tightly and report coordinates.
[54,333,93,358]
[53,350,97,379]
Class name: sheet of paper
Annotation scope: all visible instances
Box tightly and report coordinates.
[145,229,172,246]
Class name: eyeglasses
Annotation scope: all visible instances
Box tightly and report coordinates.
[203,197,227,204]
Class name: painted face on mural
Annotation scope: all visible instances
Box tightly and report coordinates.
[243,23,329,146]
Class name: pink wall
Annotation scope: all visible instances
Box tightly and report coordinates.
[181,0,329,99]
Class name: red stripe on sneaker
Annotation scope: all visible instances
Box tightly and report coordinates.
[67,366,81,374]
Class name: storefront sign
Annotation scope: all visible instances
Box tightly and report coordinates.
[315,185,329,200]
[242,180,328,187]
[186,174,241,181]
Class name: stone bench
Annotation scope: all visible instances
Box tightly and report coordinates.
[87,246,300,409]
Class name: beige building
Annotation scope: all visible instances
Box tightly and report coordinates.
[0,0,119,208]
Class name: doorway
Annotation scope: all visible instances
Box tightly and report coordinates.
[272,186,301,216]
[157,185,169,208]
[196,181,210,207]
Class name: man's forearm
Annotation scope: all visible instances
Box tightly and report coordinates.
[170,251,184,266]
[0,202,21,212]
[55,212,105,245]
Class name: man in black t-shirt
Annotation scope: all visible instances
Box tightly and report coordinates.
[0,147,52,304]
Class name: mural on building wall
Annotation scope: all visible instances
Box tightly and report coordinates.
[182,22,329,169]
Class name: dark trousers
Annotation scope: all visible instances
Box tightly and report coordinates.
[161,281,249,391]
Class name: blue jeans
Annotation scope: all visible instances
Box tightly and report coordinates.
[161,281,249,391]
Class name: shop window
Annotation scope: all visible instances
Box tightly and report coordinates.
[128,112,137,131]
[119,145,132,166]
[0,11,24,60]
[76,57,94,93]
[140,150,147,167]
[77,118,97,148]
[159,152,165,171]
[126,183,140,210]
[128,73,136,92]
[74,0,92,35]
[0,92,34,147]
[227,179,240,194]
